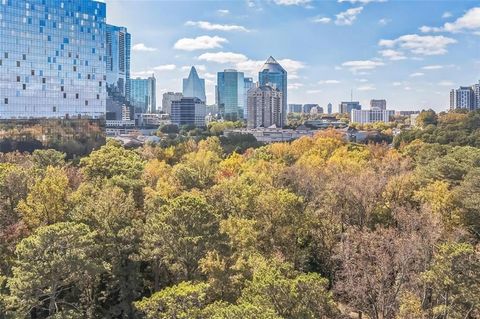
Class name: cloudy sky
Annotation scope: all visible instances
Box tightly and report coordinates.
[103,0,480,111]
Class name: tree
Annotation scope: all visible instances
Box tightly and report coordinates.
[31,149,66,169]
[7,222,103,317]
[16,166,71,229]
[134,281,210,319]
[416,109,438,128]
[202,301,281,319]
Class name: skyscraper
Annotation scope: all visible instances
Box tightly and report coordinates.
[247,85,283,128]
[339,101,361,114]
[217,69,245,121]
[244,77,254,119]
[171,97,206,127]
[258,57,287,127]
[472,81,480,109]
[0,0,107,119]
[370,99,387,110]
[106,24,131,120]
[288,104,303,113]
[162,92,183,115]
[450,87,474,110]
[327,103,333,114]
[130,76,156,114]
[183,66,206,103]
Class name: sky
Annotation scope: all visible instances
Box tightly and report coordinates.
[102,0,480,112]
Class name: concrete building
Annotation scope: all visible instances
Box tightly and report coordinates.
[450,87,475,110]
[370,99,387,110]
[216,69,245,121]
[303,104,320,113]
[225,127,316,143]
[162,92,183,115]
[339,101,361,114]
[327,103,333,114]
[351,108,395,124]
[288,104,303,113]
[259,57,287,127]
[244,77,254,119]
[183,66,206,103]
[130,76,156,114]
[171,97,206,127]
[0,0,107,119]
[247,85,283,128]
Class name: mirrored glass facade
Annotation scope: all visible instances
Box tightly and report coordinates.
[0,0,107,119]
[130,76,156,114]
[217,69,244,121]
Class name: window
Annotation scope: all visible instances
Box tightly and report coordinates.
[31,70,35,76]
[87,74,91,80]
[68,52,72,58]
[73,66,77,72]
[16,76,20,82]
[4,98,7,104]
[22,54,26,60]
[42,78,46,84]
[85,100,88,106]
[99,81,102,87]
[0,59,2,66]
[16,61,20,67]
[61,86,64,92]
[53,106,57,112]
[4,52,8,59]
[75,93,79,99]
[63,93,67,99]
[22,84,26,90]
[96,94,100,99]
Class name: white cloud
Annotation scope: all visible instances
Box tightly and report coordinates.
[378,18,390,26]
[197,51,249,64]
[153,64,176,71]
[288,83,304,90]
[131,70,155,77]
[217,9,230,15]
[404,86,412,91]
[357,85,376,91]
[392,81,403,86]
[203,72,217,79]
[410,72,424,77]
[421,65,444,70]
[181,65,207,72]
[442,11,452,19]
[132,43,157,52]
[273,0,311,6]
[335,7,363,25]
[318,80,341,84]
[312,16,332,24]
[356,78,369,82]
[338,0,386,3]
[379,34,457,55]
[174,36,228,51]
[379,49,406,60]
[185,20,250,32]
[438,80,455,86]
[420,7,480,33]
[342,60,385,72]
[307,89,322,94]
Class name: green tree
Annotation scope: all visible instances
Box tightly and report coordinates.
[203,301,281,319]
[7,222,103,317]
[31,149,66,169]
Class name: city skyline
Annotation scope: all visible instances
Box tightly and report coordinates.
[102,0,480,111]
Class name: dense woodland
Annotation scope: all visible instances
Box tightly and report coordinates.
[0,110,479,319]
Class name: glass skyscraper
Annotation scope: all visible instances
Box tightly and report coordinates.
[258,56,287,127]
[130,76,156,113]
[0,0,107,119]
[216,69,245,121]
[106,24,130,99]
[183,66,206,103]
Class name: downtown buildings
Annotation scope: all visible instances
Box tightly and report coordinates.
[247,84,283,128]
[183,66,206,103]
[0,0,107,119]
[162,92,183,115]
[130,76,156,114]
[450,81,480,110]
[258,56,287,127]
[351,108,395,124]
[216,69,245,121]
[171,97,206,127]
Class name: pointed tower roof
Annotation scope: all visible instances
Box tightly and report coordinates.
[188,66,199,79]
[260,56,286,73]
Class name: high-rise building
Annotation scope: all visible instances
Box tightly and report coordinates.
[288,104,303,113]
[162,92,183,115]
[183,66,206,102]
[247,85,283,128]
[105,24,131,121]
[370,99,387,110]
[216,69,245,121]
[327,103,333,114]
[472,81,480,109]
[259,57,287,127]
[130,76,156,114]
[450,87,475,110]
[351,109,395,124]
[339,101,361,114]
[304,104,320,113]
[244,77,254,119]
[171,97,206,127]
[0,0,107,119]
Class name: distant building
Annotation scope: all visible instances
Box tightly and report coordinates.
[303,104,320,113]
[183,66,206,103]
[130,76,157,114]
[259,57,287,127]
[225,127,316,143]
[247,85,283,128]
[162,92,183,115]
[171,97,206,127]
[351,109,395,124]
[217,69,245,121]
[370,99,387,110]
[288,104,303,113]
[339,101,361,114]
[397,110,421,116]
[473,81,480,109]
[327,103,333,114]
[244,77,254,119]
[310,106,324,114]
[450,85,476,110]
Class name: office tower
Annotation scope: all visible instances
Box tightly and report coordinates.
[450,86,475,110]
[244,77,254,118]
[339,101,361,114]
[216,69,245,121]
[259,57,287,127]
[303,104,320,113]
[130,76,156,114]
[473,81,480,109]
[351,109,395,124]
[183,66,206,102]
[288,104,303,113]
[247,85,283,128]
[0,0,107,119]
[327,103,333,114]
[171,97,206,127]
[370,99,387,110]
[106,24,131,120]
[162,92,183,115]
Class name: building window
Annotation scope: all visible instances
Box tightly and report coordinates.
[53,106,57,112]
[22,54,26,60]
[96,94,100,100]
[4,98,7,104]
[75,93,79,99]
[99,81,102,87]
[85,100,88,106]
[0,60,2,66]
[61,86,64,92]
[42,78,46,84]
[4,52,8,59]
[63,93,67,99]
[73,66,77,72]
[16,76,20,82]
[22,84,26,90]
[31,70,35,76]
[16,61,20,67]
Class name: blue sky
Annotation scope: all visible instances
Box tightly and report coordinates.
[103,0,480,111]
